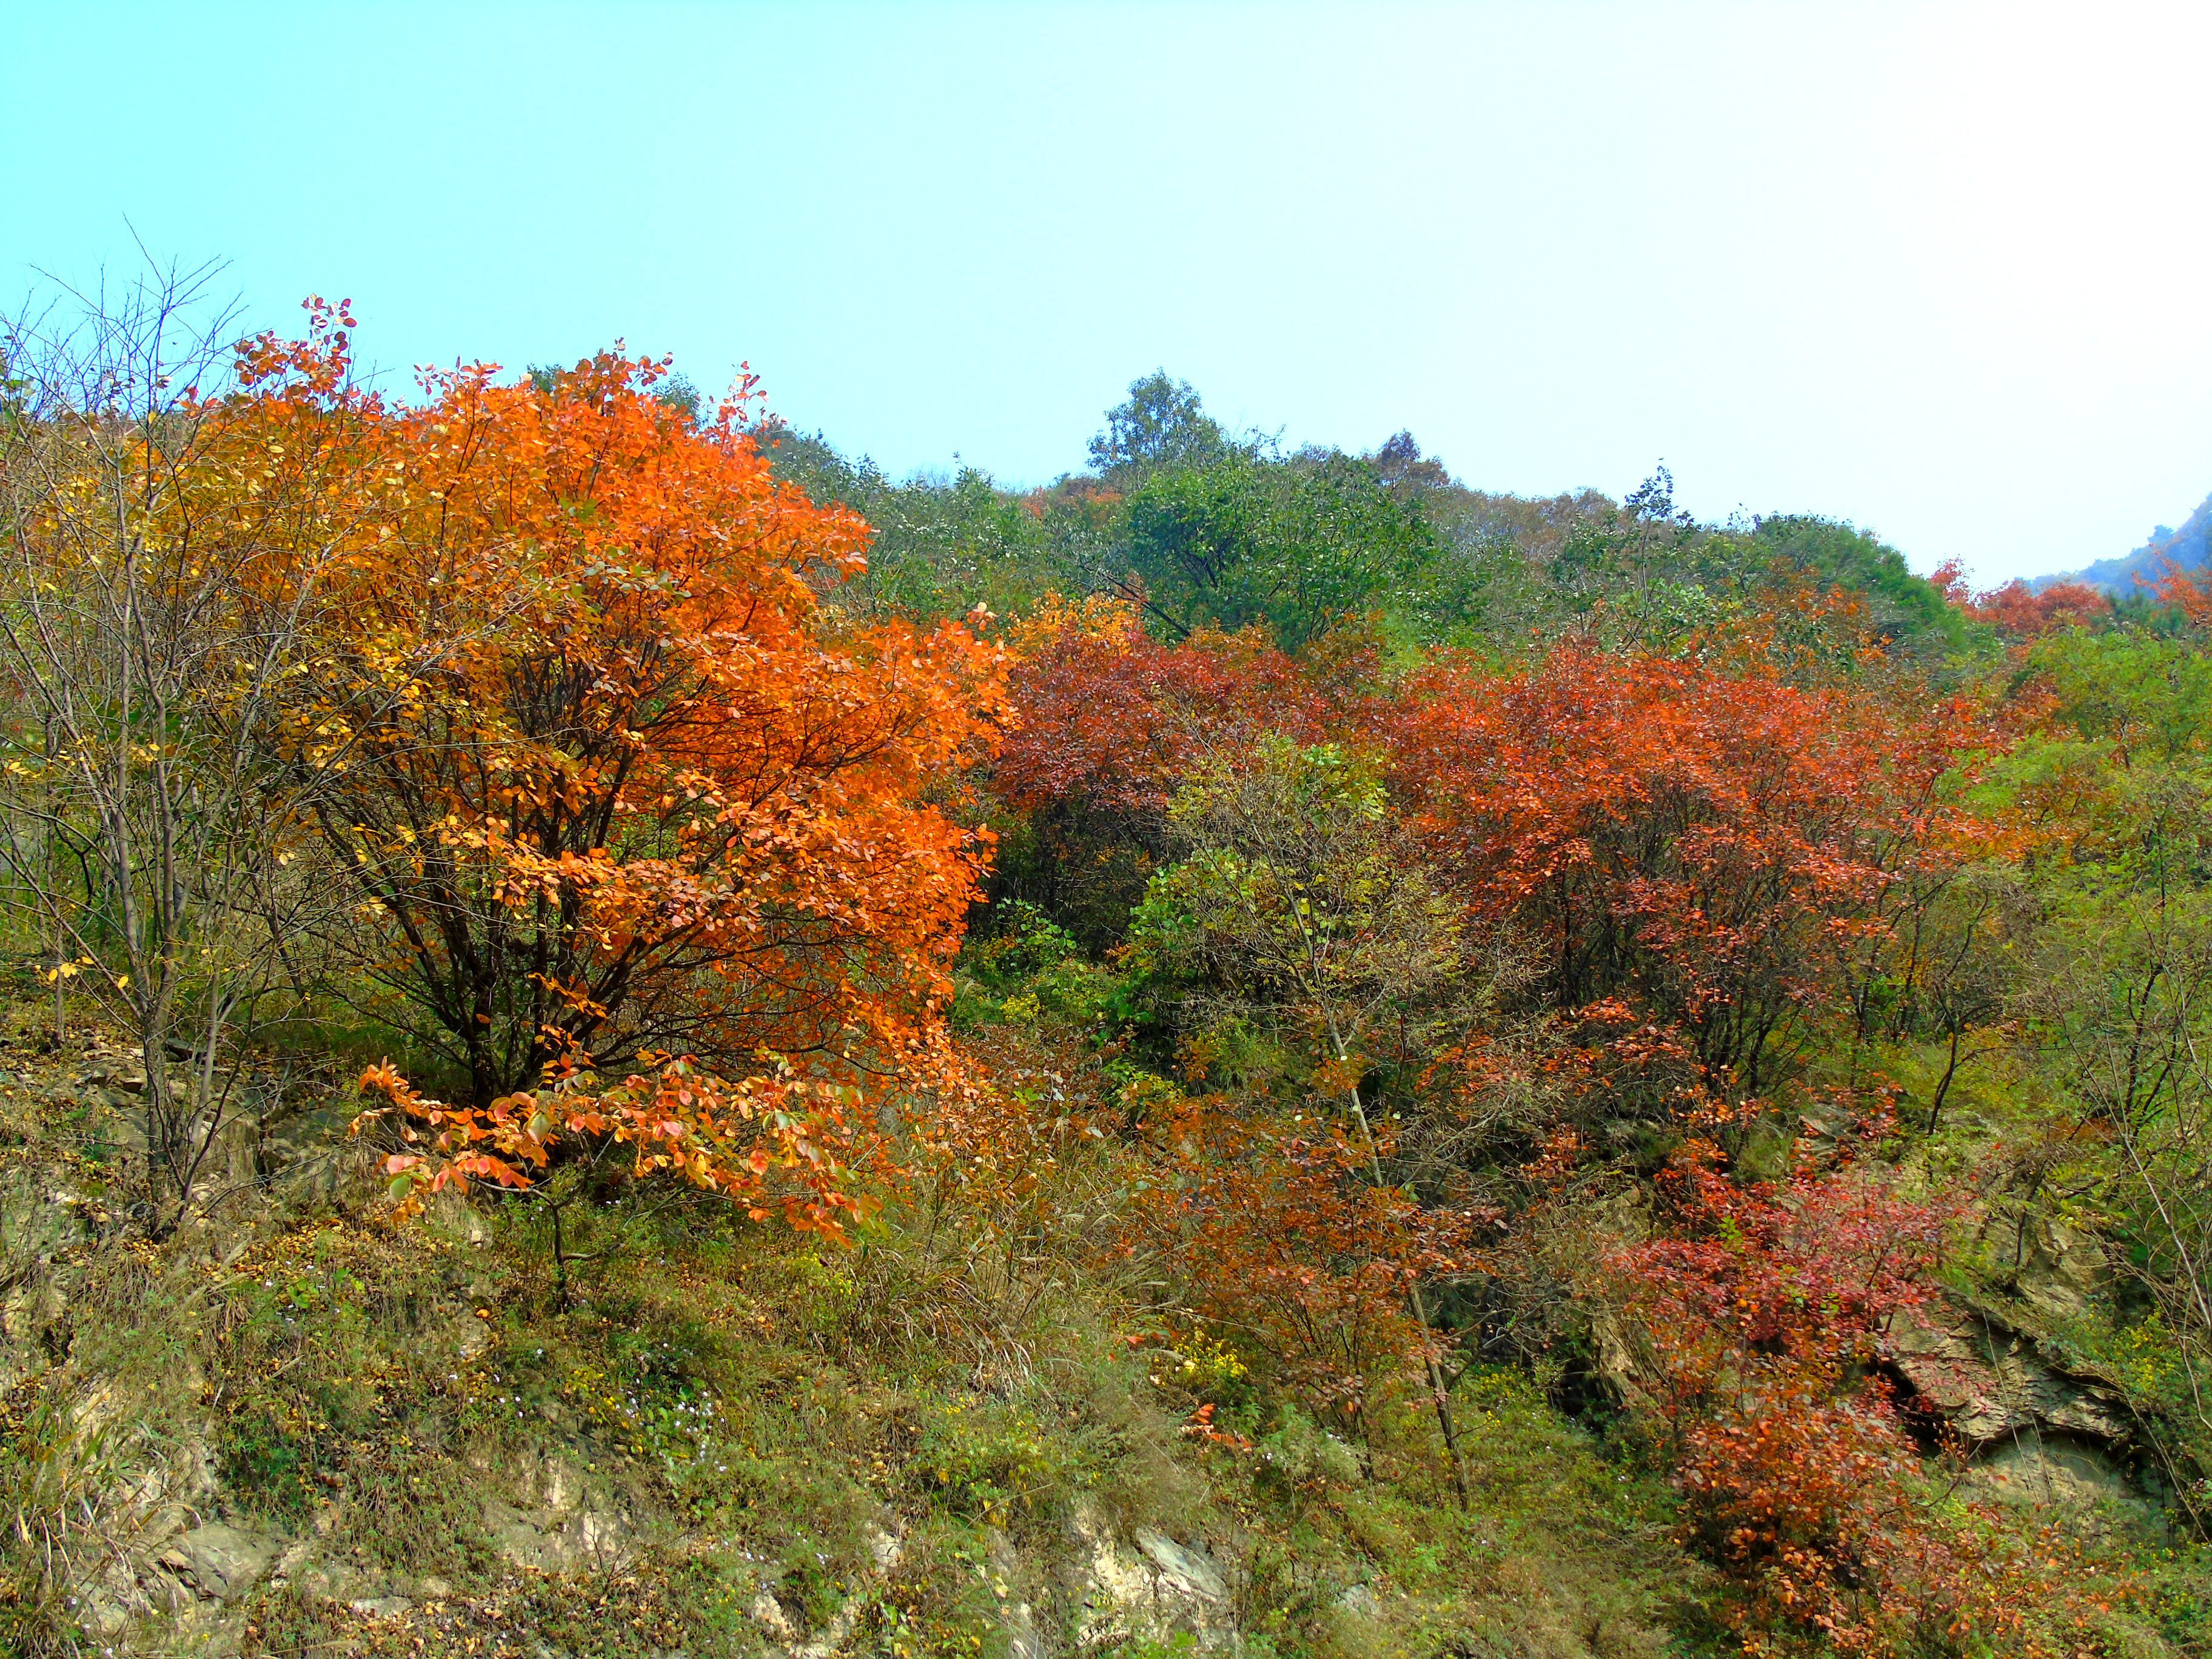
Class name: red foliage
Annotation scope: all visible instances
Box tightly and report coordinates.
[1379,647,1995,1092]
[1608,1128,2123,1654]
[1928,558,1972,609]
[994,601,1327,820]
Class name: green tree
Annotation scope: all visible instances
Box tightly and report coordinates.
[1121,737,1531,1503]
[1118,451,1442,649]
[763,425,1099,622]
[1751,514,1967,655]
[1088,369,1231,479]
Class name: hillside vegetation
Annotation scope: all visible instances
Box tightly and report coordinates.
[0,286,2204,1659]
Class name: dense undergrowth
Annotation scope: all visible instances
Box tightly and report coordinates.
[0,1007,1711,1659]
[0,290,2205,1657]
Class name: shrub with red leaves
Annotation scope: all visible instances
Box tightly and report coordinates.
[1609,1130,2128,1654]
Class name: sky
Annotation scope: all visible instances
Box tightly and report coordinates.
[5,1,2210,585]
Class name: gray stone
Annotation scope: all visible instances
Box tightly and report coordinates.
[1986,1207,2108,1324]
[1977,1432,2147,1513]
[1889,1300,2129,1446]
[1067,1505,1235,1649]
[1336,1581,1382,1616]
[157,1521,283,1602]
[1134,1529,1227,1601]
[489,1450,636,1572]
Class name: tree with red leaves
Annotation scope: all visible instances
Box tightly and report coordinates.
[989,597,1332,942]
[1381,647,1996,1104]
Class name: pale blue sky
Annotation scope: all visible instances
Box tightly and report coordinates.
[6,1,2208,583]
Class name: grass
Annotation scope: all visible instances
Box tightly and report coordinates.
[0,1002,1761,1657]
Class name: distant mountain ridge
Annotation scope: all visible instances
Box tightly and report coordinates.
[2039,488,2212,595]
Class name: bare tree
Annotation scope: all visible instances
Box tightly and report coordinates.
[2020,799,2212,1482]
[0,263,360,1233]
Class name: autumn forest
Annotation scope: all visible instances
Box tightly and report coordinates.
[0,281,2205,1659]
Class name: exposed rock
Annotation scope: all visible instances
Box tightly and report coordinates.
[1881,1228,2172,1517]
[750,1589,801,1641]
[157,1521,283,1602]
[1889,1299,2130,1447]
[1983,1207,2108,1325]
[1134,1528,1227,1601]
[1001,1597,1045,1659]
[1977,1432,2148,1513]
[1336,1581,1382,1615]
[1584,1299,1660,1415]
[487,1450,637,1572]
[863,1519,902,1574]
[982,1524,1045,1659]
[1067,1503,1232,1649]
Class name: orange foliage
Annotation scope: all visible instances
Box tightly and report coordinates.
[2152,557,2212,627]
[210,303,1006,1226]
[357,1050,868,1235]
[1934,560,2112,637]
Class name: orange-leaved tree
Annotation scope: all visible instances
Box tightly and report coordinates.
[1932,558,2113,639]
[231,321,1007,1228]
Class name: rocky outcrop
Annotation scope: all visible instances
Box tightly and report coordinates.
[1885,1207,2160,1512]
[737,1505,1237,1659]
[1888,1300,2129,1447]
[1888,1296,2150,1510]
[483,1448,638,1575]
[1066,1505,1234,1649]
[156,1522,283,1603]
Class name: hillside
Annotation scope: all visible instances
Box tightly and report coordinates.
[0,1016,1710,1658]
[0,317,2204,1659]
